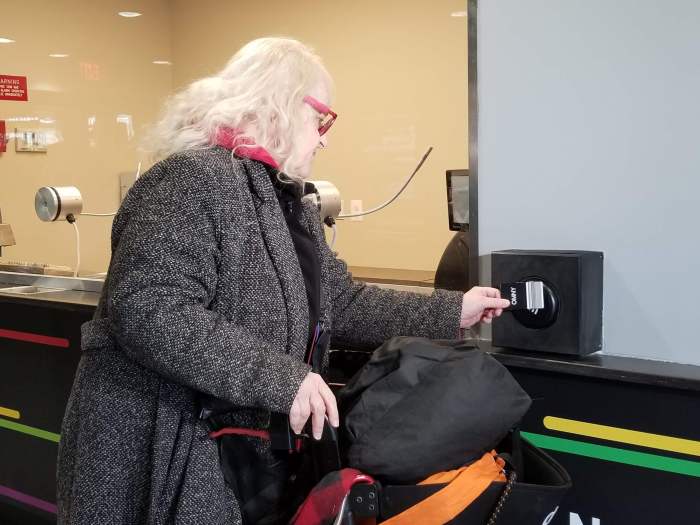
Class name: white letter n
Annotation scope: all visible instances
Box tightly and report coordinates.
[569,513,600,525]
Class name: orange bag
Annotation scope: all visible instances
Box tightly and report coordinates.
[381,452,506,525]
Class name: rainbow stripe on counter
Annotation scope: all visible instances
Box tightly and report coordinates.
[524,416,700,478]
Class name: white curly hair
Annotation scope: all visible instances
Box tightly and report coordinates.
[145,37,333,182]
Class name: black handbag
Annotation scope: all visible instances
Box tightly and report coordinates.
[202,408,304,525]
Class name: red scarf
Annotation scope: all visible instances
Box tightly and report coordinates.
[214,127,279,169]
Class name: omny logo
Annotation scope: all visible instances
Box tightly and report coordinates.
[510,286,517,306]
[540,508,601,525]
[569,512,601,525]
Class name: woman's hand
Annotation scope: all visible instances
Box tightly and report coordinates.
[289,372,339,439]
[460,286,511,328]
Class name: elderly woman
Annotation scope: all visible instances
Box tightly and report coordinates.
[57,37,509,524]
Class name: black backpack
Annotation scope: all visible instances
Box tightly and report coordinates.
[338,337,532,483]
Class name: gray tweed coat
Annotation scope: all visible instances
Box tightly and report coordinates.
[56,147,463,524]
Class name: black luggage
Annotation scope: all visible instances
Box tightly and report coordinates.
[337,337,533,483]
[325,337,572,524]
[208,336,573,524]
[346,430,572,524]
[293,423,571,525]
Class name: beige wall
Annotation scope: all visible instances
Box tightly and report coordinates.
[0,0,172,274]
[172,0,468,271]
[1,0,467,275]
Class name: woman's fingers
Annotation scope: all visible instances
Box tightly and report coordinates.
[319,381,340,428]
[289,372,339,438]
[481,287,502,298]
[462,286,513,329]
[310,396,326,439]
[289,395,310,434]
[289,399,302,434]
[290,374,312,433]
[482,297,512,310]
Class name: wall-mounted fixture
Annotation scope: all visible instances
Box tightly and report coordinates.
[0,210,16,257]
[34,186,117,278]
[35,186,83,222]
[15,128,48,152]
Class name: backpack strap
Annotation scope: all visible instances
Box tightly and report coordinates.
[381,451,506,525]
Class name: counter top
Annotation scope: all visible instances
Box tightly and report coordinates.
[484,342,700,393]
[0,271,102,308]
[348,266,434,287]
[2,270,698,392]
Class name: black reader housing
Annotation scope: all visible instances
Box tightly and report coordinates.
[491,250,604,355]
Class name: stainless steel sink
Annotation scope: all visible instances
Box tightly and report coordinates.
[0,285,66,294]
[0,271,104,297]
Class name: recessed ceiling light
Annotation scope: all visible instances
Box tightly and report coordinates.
[152,60,172,65]
[0,37,15,44]
[450,11,467,17]
[49,54,70,58]
[118,11,142,18]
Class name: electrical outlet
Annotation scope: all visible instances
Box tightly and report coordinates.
[119,172,138,202]
[350,199,363,221]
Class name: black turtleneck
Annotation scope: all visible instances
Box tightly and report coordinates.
[269,170,321,350]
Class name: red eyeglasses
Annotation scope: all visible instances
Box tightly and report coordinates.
[303,95,337,136]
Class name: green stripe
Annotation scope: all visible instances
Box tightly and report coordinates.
[0,417,60,443]
[522,431,700,478]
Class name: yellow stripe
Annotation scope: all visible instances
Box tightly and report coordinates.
[0,406,20,420]
[544,416,700,457]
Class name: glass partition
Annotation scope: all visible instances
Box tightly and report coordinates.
[1,0,468,287]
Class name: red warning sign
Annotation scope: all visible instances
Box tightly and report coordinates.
[0,75,28,101]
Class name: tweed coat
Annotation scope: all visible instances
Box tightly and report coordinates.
[56,146,464,524]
